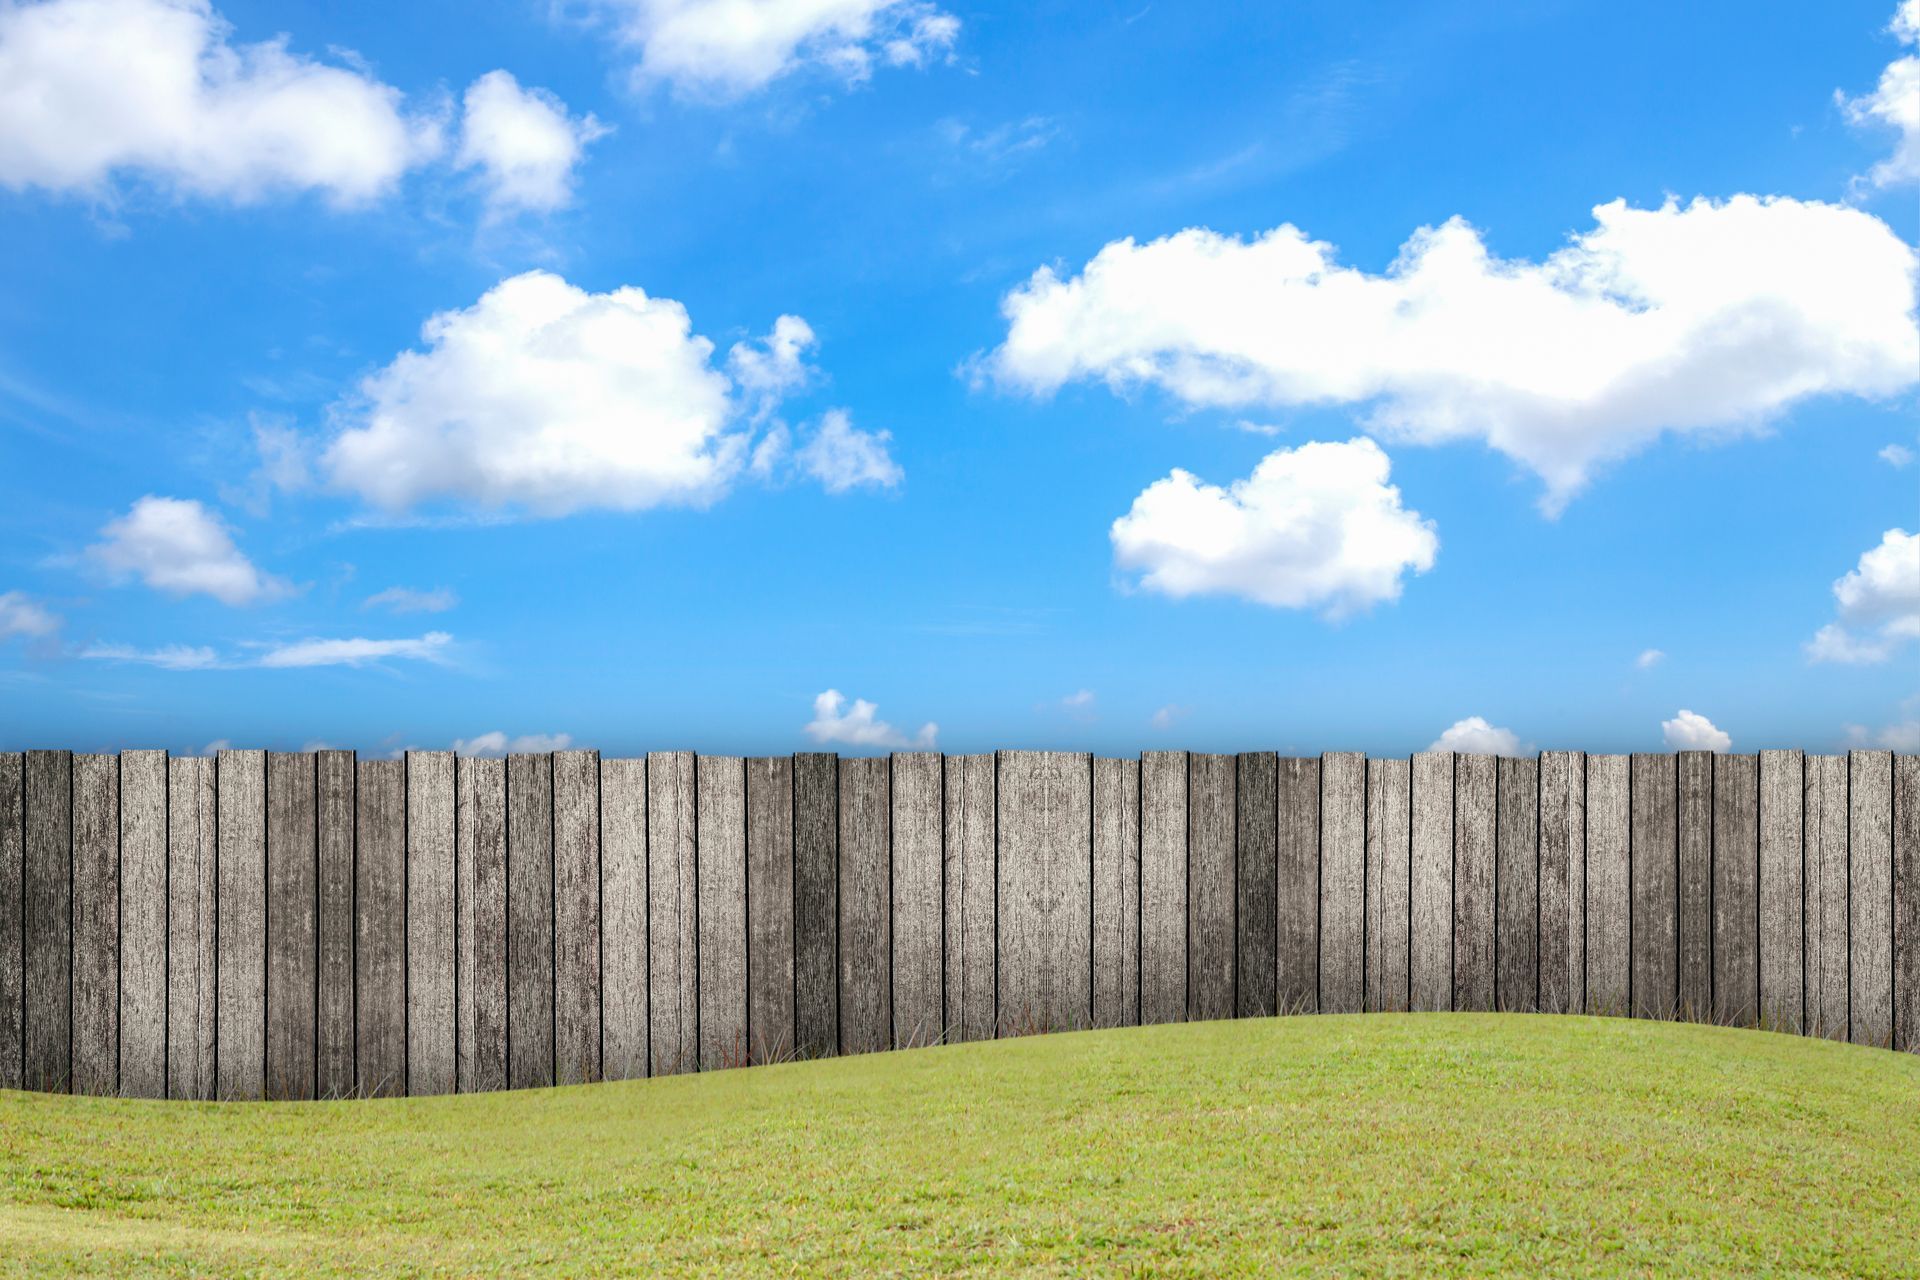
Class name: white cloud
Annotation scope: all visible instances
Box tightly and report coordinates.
[79,642,222,669]
[728,315,818,409]
[990,196,1918,509]
[1662,709,1731,753]
[0,591,61,640]
[1848,716,1920,752]
[794,409,902,493]
[456,69,606,216]
[803,688,935,749]
[255,631,452,669]
[362,585,458,614]
[1110,437,1437,616]
[0,0,440,204]
[1806,528,1920,664]
[1840,0,1920,189]
[1881,443,1916,468]
[1061,689,1094,710]
[1149,704,1188,731]
[87,496,289,605]
[1430,716,1521,756]
[453,730,573,757]
[1635,648,1666,669]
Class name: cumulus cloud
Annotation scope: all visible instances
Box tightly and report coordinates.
[254,631,452,669]
[727,314,817,404]
[1805,528,1920,664]
[794,409,902,493]
[990,196,1918,509]
[456,69,607,215]
[804,688,935,749]
[1635,648,1666,669]
[1881,443,1915,468]
[453,730,573,757]
[87,496,289,605]
[1662,709,1731,752]
[79,642,223,669]
[362,585,458,614]
[0,591,61,641]
[1110,437,1436,616]
[1430,717,1521,756]
[1840,0,1920,189]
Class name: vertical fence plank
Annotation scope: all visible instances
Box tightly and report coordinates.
[407,751,456,1096]
[601,758,648,1080]
[216,749,264,1100]
[1585,755,1630,1017]
[793,753,838,1058]
[1277,756,1320,1015]
[1806,755,1848,1041]
[647,751,697,1076]
[746,756,793,1063]
[25,751,70,1093]
[457,755,508,1094]
[1187,753,1235,1022]
[840,756,891,1050]
[998,751,1093,1035]
[1365,757,1411,1013]
[1850,750,1894,1048]
[71,753,118,1096]
[1758,750,1804,1034]
[265,751,316,1101]
[1139,751,1187,1026]
[697,755,747,1069]
[553,749,602,1084]
[1320,753,1365,1015]
[1712,755,1759,1027]
[507,753,555,1088]
[891,752,943,1048]
[0,754,19,1091]
[1494,756,1538,1013]
[317,751,356,1099]
[118,750,166,1099]
[355,759,405,1098]
[1410,752,1453,1013]
[1234,753,1276,1019]
[1676,752,1712,1022]
[1895,754,1919,1052]
[1453,753,1496,1013]
[942,754,993,1043]
[167,756,215,1100]
[1093,757,1140,1029]
[1538,752,1584,1015]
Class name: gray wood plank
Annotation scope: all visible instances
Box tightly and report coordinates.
[1757,750,1805,1035]
[1896,754,1919,1052]
[118,750,166,1099]
[408,751,457,1095]
[1364,757,1411,1013]
[216,749,265,1100]
[1585,754,1630,1017]
[1712,755,1759,1027]
[1187,753,1235,1022]
[998,751,1092,1035]
[697,755,748,1069]
[1320,753,1365,1015]
[1676,752,1712,1022]
[265,751,316,1100]
[1495,755,1538,1013]
[166,756,216,1100]
[1806,754,1848,1041]
[355,758,405,1097]
[891,752,943,1048]
[553,749,602,1084]
[1538,751,1584,1015]
[601,757,648,1080]
[457,755,508,1094]
[1410,752,1453,1013]
[1139,751,1187,1026]
[71,753,118,1096]
[0,754,20,1092]
[793,753,838,1058]
[1453,752,1495,1013]
[507,752,554,1088]
[1233,753,1276,1019]
[746,756,793,1063]
[1277,756,1320,1015]
[647,751,697,1076]
[25,752,71,1093]
[942,754,994,1042]
[1092,756,1140,1030]
[1850,750,1894,1048]
[317,751,356,1098]
[839,755,891,1051]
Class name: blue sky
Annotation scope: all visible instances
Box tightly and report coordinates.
[0,0,1915,757]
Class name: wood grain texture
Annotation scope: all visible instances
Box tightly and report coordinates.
[1494,756,1538,1013]
[793,753,838,1058]
[1538,752,1584,1015]
[1676,753,1712,1021]
[1364,757,1411,1013]
[1849,750,1894,1047]
[697,755,748,1069]
[1452,753,1496,1014]
[316,751,357,1099]
[1233,753,1276,1019]
[1277,756,1320,1016]
[1320,753,1365,1015]
[0,755,20,1092]
[1895,754,1919,1052]
[456,755,507,1094]
[408,751,457,1096]
[601,757,648,1080]
[265,751,316,1100]
[355,758,405,1098]
[1092,756,1140,1029]
[1757,750,1805,1035]
[647,751,697,1076]
[25,752,71,1093]
[1712,755,1759,1027]
[118,750,166,1099]
[839,756,891,1052]
[942,755,994,1043]
[891,752,943,1048]
[71,753,118,1096]
[1410,752,1453,1013]
[1186,753,1235,1023]
[1585,755,1630,1017]
[746,756,793,1063]
[1806,755,1848,1042]
[553,749,602,1084]
[216,749,265,1100]
[1139,751,1187,1026]
[999,751,1092,1035]
[506,753,554,1089]
[167,756,216,1100]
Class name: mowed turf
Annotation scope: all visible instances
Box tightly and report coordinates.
[2,1014,1917,1277]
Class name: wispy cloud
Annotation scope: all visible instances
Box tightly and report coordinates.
[363,585,459,614]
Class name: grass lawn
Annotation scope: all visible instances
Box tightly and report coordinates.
[2,1013,1917,1277]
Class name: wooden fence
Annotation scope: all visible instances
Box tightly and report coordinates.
[0,748,1913,1099]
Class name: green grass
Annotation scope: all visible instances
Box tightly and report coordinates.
[2,1014,1917,1277]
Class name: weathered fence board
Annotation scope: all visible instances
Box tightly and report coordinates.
[24,751,71,1093]
[1896,754,1920,1052]
[746,756,794,1063]
[601,757,648,1080]
[1234,752,1277,1019]
[1410,751,1452,1012]
[1000,751,1092,1034]
[892,752,943,1048]
[167,755,216,1100]
[1631,753,1678,1021]
[1712,755,1759,1026]
[507,752,555,1089]
[1187,753,1235,1022]
[648,751,697,1076]
[1277,756,1320,1015]
[697,755,748,1069]
[408,752,457,1096]
[1676,753,1712,1021]
[0,755,20,1092]
[1758,750,1804,1033]
[217,749,265,1100]
[1585,755,1630,1016]
[265,751,316,1101]
[793,753,838,1058]
[1806,755,1848,1042]
[942,753,993,1042]
[71,753,117,1096]
[317,751,357,1098]
[1321,753,1366,1014]
[1850,751,1894,1048]
[1093,756,1140,1029]
[554,749,602,1084]
[1538,751,1584,1015]
[1365,756,1411,1013]
[457,755,508,1095]
[1453,753,1496,1013]
[840,755,890,1051]
[1139,751,1187,1026]
[1495,755,1538,1013]
[119,750,167,1100]
[356,758,406,1098]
